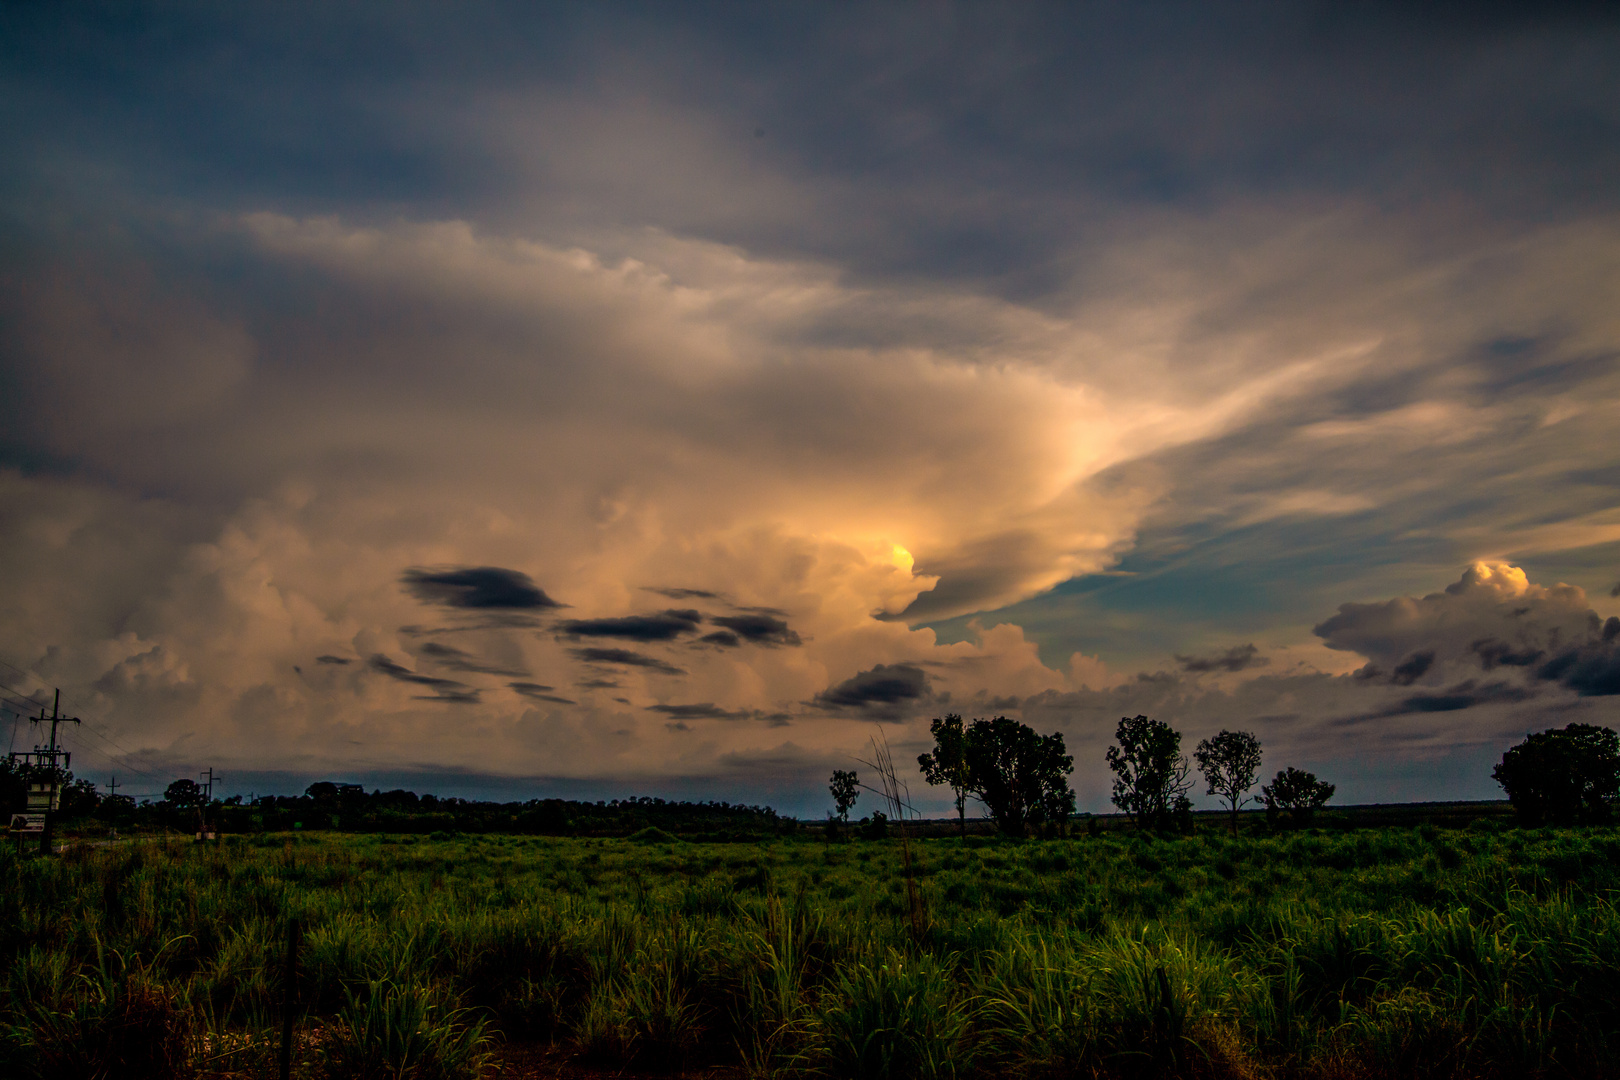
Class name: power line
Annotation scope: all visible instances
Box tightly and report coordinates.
[1,661,172,789]
[66,724,171,787]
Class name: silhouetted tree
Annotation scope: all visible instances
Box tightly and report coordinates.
[164,778,205,810]
[962,715,1074,835]
[917,713,970,837]
[1262,767,1334,827]
[58,777,103,818]
[1493,723,1620,825]
[829,769,860,822]
[1107,715,1192,830]
[1194,730,1263,835]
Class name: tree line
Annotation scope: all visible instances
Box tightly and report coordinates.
[7,718,1615,841]
[828,715,1619,835]
[0,761,791,840]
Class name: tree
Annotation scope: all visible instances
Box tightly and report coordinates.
[1492,723,1620,825]
[165,777,205,810]
[1194,730,1263,835]
[961,715,1074,835]
[1106,715,1192,830]
[58,777,103,818]
[829,769,860,823]
[917,713,970,837]
[1261,767,1334,827]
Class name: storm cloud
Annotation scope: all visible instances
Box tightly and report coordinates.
[509,682,577,705]
[559,610,704,642]
[708,614,801,647]
[402,567,560,611]
[814,664,931,718]
[1,7,1618,812]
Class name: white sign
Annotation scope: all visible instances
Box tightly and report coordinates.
[10,813,45,833]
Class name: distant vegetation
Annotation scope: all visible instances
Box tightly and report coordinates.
[0,760,789,841]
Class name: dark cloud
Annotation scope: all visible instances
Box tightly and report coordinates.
[315,654,351,665]
[1175,643,1268,673]
[402,567,560,610]
[559,610,702,641]
[708,613,801,647]
[644,587,722,600]
[1333,679,1540,725]
[419,641,528,677]
[576,678,621,689]
[1537,640,1620,696]
[569,647,686,675]
[699,630,741,648]
[1470,638,1544,671]
[665,721,692,732]
[813,663,930,718]
[367,654,480,703]
[649,703,761,722]
[1390,651,1435,685]
[509,681,576,705]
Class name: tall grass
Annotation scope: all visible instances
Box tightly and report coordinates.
[4,825,1620,1077]
[324,979,491,1080]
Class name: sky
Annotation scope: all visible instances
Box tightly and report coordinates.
[2,2,1618,817]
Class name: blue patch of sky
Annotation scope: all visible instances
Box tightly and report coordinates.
[925,511,1470,670]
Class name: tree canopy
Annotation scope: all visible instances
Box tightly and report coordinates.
[960,715,1075,835]
[828,769,860,823]
[1106,715,1192,830]
[1194,729,1263,835]
[917,713,970,836]
[1493,723,1620,825]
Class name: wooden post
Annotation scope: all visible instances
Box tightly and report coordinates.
[278,917,301,1080]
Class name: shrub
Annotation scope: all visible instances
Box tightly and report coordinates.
[1262,768,1334,827]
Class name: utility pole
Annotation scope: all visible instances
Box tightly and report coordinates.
[198,767,217,840]
[7,690,81,855]
[106,775,121,840]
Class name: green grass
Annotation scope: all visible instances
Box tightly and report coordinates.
[4,824,1620,1077]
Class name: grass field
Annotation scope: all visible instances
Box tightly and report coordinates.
[5,820,1619,1078]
